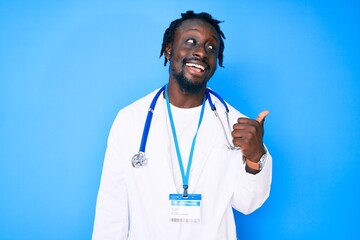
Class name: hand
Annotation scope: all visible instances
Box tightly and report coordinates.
[231,110,269,162]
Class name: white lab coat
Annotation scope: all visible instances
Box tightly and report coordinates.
[92,88,272,240]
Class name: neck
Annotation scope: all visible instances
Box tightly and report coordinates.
[167,79,206,108]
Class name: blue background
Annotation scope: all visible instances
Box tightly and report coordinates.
[1,0,359,239]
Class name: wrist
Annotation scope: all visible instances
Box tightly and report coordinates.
[243,151,267,171]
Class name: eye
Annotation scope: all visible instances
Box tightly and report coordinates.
[186,39,196,45]
[207,44,216,52]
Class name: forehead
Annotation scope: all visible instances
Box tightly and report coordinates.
[174,18,220,42]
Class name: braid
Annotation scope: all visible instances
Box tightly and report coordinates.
[159,10,226,67]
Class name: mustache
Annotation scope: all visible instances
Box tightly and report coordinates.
[182,57,209,69]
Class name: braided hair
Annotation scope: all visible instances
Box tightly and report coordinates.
[159,10,226,67]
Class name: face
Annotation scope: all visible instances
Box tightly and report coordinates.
[165,19,220,94]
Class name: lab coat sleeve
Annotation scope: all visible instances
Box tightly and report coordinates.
[224,103,272,215]
[232,150,272,215]
[92,113,129,240]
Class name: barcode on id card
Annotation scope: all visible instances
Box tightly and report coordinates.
[169,218,200,223]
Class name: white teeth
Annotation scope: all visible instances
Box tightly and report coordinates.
[186,63,205,71]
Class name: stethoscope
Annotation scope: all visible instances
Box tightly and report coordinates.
[131,84,239,168]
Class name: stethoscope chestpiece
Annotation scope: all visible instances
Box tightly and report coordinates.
[131,152,147,168]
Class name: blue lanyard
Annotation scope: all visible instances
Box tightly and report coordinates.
[165,84,206,197]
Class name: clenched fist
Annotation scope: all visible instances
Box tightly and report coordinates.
[232,110,269,163]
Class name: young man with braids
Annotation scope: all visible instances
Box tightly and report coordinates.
[92,10,272,240]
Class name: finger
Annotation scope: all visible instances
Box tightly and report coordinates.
[237,117,252,124]
[233,121,251,130]
[256,110,270,126]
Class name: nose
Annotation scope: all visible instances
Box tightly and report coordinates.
[192,44,207,60]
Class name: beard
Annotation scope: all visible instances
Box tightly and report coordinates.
[170,59,208,95]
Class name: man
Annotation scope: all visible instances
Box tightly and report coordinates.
[92,10,272,240]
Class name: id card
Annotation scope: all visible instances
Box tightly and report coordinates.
[169,194,201,223]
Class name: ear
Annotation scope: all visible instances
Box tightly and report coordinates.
[165,43,171,60]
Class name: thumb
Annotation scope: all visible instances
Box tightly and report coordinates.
[256,110,270,126]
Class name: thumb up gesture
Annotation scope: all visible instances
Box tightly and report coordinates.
[232,110,269,163]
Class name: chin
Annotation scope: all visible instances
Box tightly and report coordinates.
[173,70,208,94]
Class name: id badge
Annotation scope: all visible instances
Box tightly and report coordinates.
[169,194,201,223]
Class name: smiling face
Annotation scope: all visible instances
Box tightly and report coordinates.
[165,19,220,94]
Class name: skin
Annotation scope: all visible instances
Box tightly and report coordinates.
[165,19,219,108]
[233,110,269,174]
[165,18,269,169]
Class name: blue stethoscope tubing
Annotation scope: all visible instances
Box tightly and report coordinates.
[139,85,166,153]
[131,84,238,168]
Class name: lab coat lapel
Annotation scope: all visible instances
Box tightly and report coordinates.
[146,97,178,193]
[187,103,223,194]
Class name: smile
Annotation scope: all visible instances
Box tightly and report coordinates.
[185,62,205,72]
